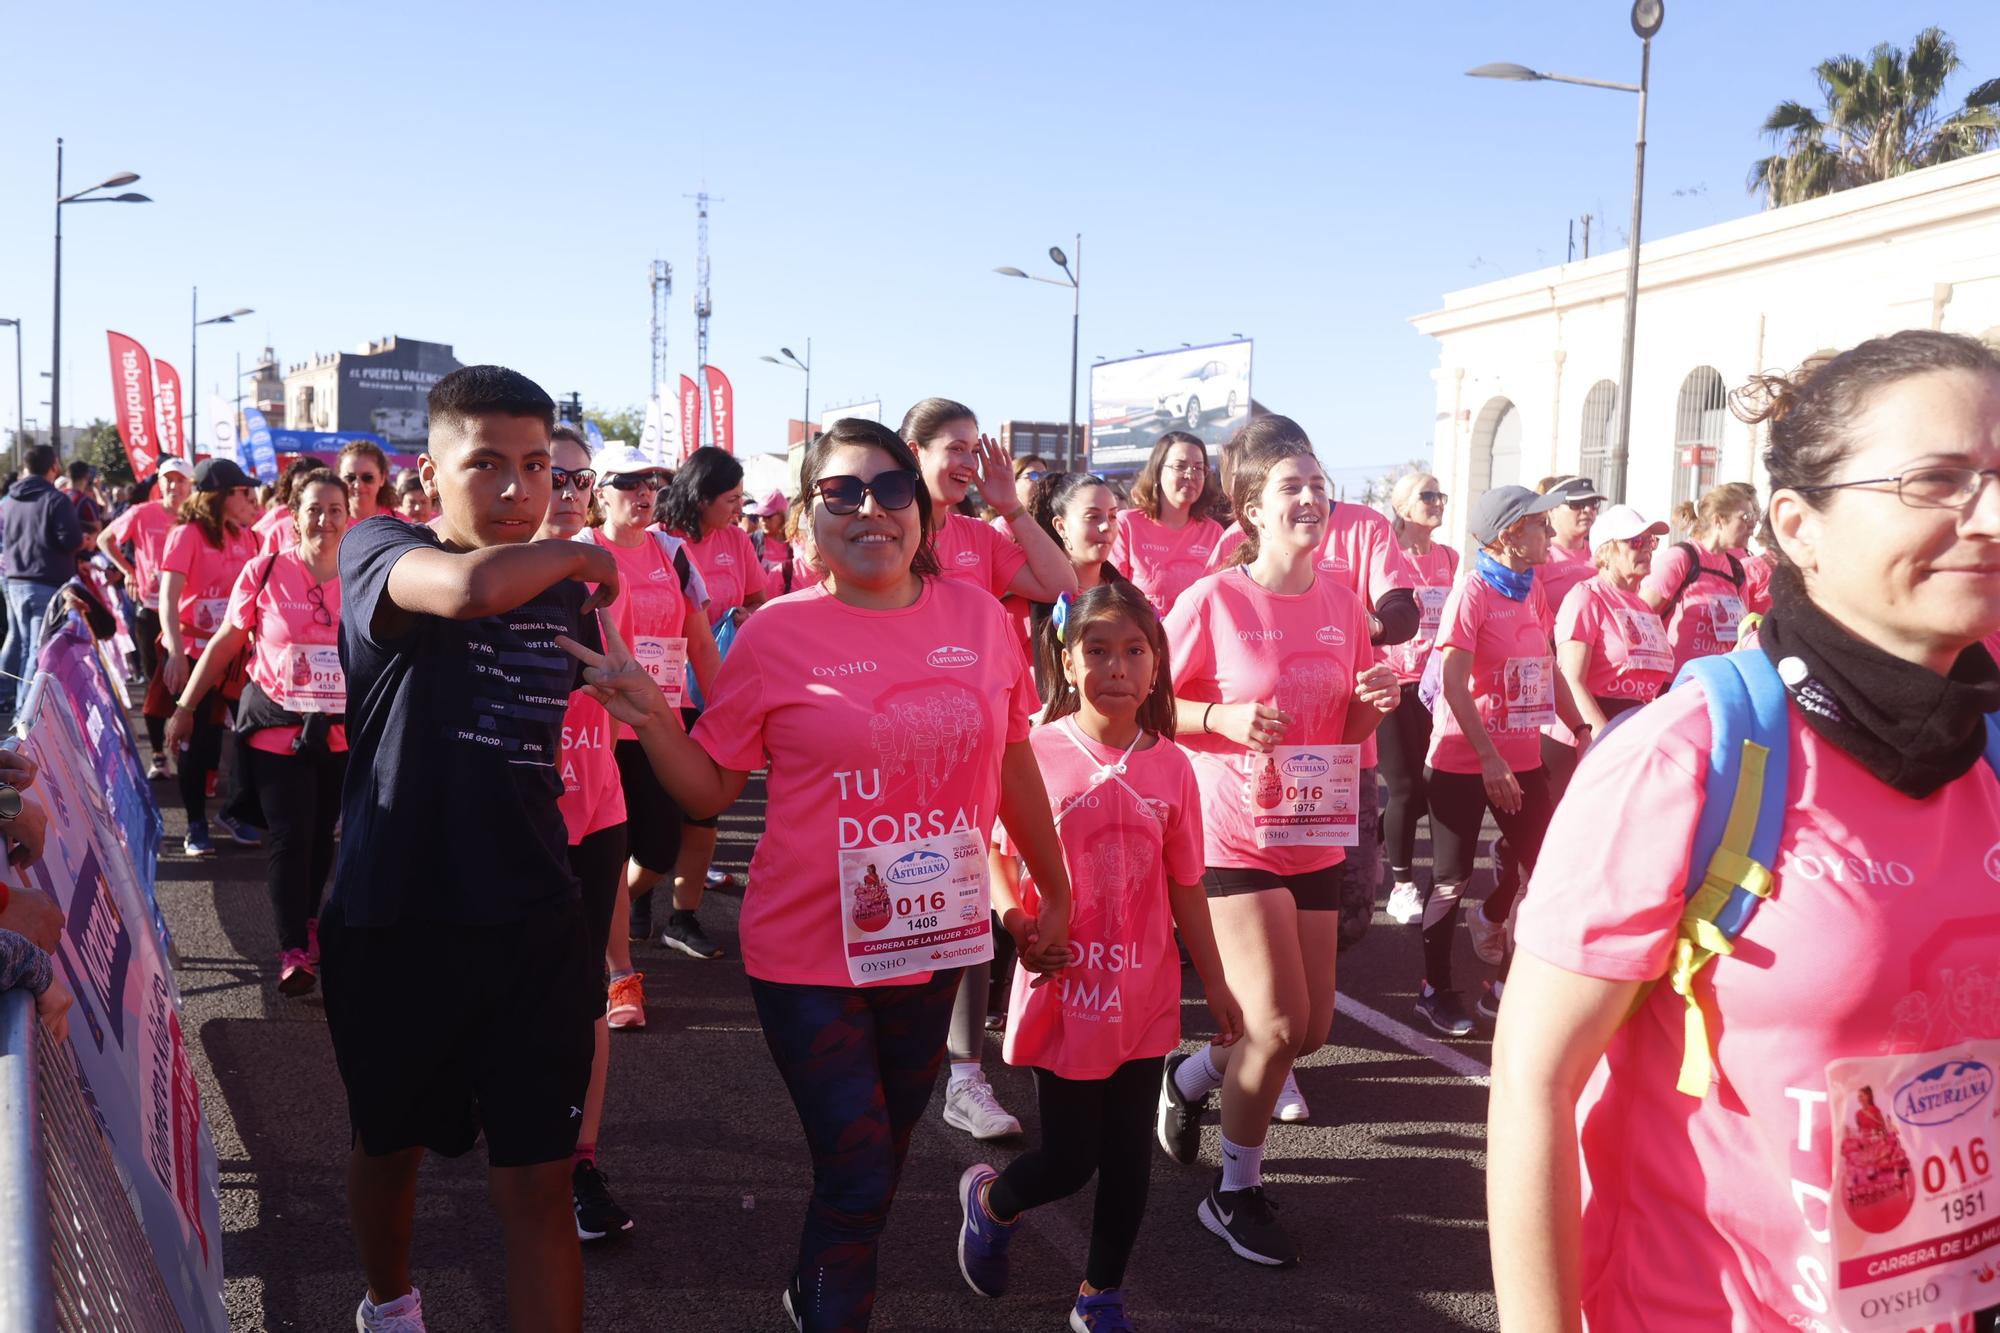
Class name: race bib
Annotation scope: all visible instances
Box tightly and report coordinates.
[191,596,228,637]
[1614,608,1674,674]
[633,635,688,709]
[271,644,346,713]
[1825,1044,2000,1332]
[839,828,993,986]
[1503,656,1557,730]
[1711,594,1747,644]
[1244,745,1358,848]
[1416,586,1449,632]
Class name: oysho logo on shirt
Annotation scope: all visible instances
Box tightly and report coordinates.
[1315,625,1346,646]
[1236,629,1284,643]
[953,550,980,568]
[812,660,880,678]
[927,645,979,669]
[1783,852,1915,887]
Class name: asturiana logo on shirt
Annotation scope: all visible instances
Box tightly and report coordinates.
[927,646,979,668]
[886,848,950,886]
[1318,557,1351,573]
[954,551,980,568]
[1315,625,1346,646]
[1893,1059,1994,1127]
[1985,841,2000,882]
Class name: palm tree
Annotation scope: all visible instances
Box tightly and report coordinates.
[1750,27,2000,207]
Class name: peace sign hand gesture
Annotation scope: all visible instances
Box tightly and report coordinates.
[556,617,670,730]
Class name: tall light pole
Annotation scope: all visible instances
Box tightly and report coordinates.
[1469,0,1661,502]
[0,320,20,469]
[51,140,148,456]
[192,289,253,454]
[993,234,1082,470]
[759,340,811,445]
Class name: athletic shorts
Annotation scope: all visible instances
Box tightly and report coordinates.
[1202,863,1343,912]
[569,823,628,1002]
[677,708,719,829]
[614,739,685,872]
[319,901,597,1167]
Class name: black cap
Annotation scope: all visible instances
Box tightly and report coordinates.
[193,457,254,492]
[1467,485,1567,546]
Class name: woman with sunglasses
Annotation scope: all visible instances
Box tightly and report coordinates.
[337,440,398,525]
[167,469,350,995]
[994,454,1051,531]
[566,417,1071,1331]
[1554,504,1675,734]
[1111,430,1223,616]
[1380,473,1456,927]
[1643,481,1763,671]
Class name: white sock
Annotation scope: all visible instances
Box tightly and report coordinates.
[1174,1045,1224,1101]
[1219,1134,1264,1192]
[949,1060,983,1089]
[365,1289,420,1316]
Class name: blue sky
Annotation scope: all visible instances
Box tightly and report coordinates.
[6,1,1997,486]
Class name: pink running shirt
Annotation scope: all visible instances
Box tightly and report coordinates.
[557,692,626,842]
[677,523,762,625]
[581,528,699,738]
[1516,683,2000,1332]
[934,511,1028,600]
[1205,522,1248,570]
[692,578,1036,988]
[1110,509,1224,616]
[1425,574,1555,775]
[1538,541,1597,612]
[225,551,348,755]
[1643,543,1752,671]
[997,720,1204,1079]
[1735,547,1775,615]
[1316,505,1412,769]
[160,522,257,652]
[1555,575,1673,705]
[1385,543,1458,683]
[101,500,178,610]
[258,518,299,557]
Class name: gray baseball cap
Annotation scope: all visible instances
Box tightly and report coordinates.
[1544,475,1609,504]
[1467,485,1567,546]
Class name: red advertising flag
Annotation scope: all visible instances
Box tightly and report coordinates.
[105,330,161,480]
[153,358,185,460]
[678,374,701,461]
[704,365,734,455]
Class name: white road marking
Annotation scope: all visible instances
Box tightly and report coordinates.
[1335,994,1492,1086]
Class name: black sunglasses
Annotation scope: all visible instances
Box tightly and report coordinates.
[1419,490,1447,504]
[551,467,596,494]
[605,472,667,491]
[812,470,920,515]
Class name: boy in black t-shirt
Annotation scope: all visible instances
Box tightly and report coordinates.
[322,366,619,1333]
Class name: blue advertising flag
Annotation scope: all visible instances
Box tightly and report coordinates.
[585,420,605,450]
[241,406,280,482]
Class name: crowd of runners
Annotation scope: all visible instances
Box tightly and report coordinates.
[9,324,1997,1331]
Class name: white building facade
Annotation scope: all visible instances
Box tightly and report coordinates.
[1411,152,2000,546]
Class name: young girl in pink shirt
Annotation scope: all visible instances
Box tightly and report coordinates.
[1110,430,1223,616]
[955,581,1240,1332]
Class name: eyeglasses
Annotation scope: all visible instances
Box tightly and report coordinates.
[1794,466,2000,509]
[1020,469,1046,482]
[1626,536,1659,552]
[1165,462,1208,478]
[551,467,596,494]
[812,470,920,515]
[605,472,667,491]
[342,471,379,486]
[1419,490,1448,505]
[1565,498,1602,511]
[306,583,333,629]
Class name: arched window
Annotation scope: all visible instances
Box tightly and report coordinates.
[1671,367,1726,517]
[1578,380,1622,502]
[1469,396,1520,494]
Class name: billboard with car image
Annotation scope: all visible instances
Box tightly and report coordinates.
[1087,339,1252,475]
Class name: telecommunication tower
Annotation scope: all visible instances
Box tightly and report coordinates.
[686,190,721,445]
[649,260,673,394]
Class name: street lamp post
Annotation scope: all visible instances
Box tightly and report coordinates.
[192,289,253,456]
[759,340,812,445]
[1468,0,1661,502]
[50,139,148,457]
[993,234,1082,471]
[0,320,21,469]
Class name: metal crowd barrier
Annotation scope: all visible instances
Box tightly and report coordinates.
[0,986,183,1332]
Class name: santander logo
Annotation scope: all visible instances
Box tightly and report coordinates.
[928,646,979,669]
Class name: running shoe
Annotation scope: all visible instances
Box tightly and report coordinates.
[183,820,217,859]
[1198,1177,1299,1267]
[1416,987,1477,1037]
[1466,903,1508,966]
[1477,980,1504,1027]
[659,910,725,960]
[984,1007,1007,1032]
[606,973,647,1030]
[306,918,320,966]
[943,1076,1022,1140]
[572,1159,635,1241]
[355,1286,427,1332]
[1070,1289,1136,1332]
[705,868,737,890]
[213,813,265,848]
[1155,1051,1208,1165]
[277,948,317,997]
[1273,1070,1309,1124]
[955,1163,1016,1297]
[1385,880,1423,925]
[147,752,169,781]
[627,889,653,942]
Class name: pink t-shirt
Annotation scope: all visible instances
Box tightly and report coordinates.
[1516,684,2000,1332]
[1555,575,1674,705]
[997,720,1204,1079]
[1735,548,1775,615]
[160,522,258,651]
[1426,574,1555,775]
[1316,505,1412,769]
[692,578,1036,988]
[557,692,625,842]
[252,506,288,542]
[1539,542,1597,611]
[225,551,348,756]
[1205,522,1248,570]
[760,540,799,600]
[1385,543,1459,683]
[1110,509,1224,616]
[1643,543,1752,671]
[677,523,762,624]
[936,511,1028,599]
[581,528,699,738]
[101,500,178,610]
[1164,568,1375,876]
[258,518,299,557]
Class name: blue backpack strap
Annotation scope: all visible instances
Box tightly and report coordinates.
[1985,712,2000,778]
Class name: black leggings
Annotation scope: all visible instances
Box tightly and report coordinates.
[988,1055,1162,1291]
[135,610,164,753]
[1418,766,1553,991]
[568,823,629,1004]
[177,691,227,823]
[1376,682,1434,875]
[247,744,346,952]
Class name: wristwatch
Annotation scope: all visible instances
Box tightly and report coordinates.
[0,785,24,822]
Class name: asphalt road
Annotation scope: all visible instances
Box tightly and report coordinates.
[160,766,1504,1332]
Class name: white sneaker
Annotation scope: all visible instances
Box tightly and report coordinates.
[1273,1070,1309,1123]
[356,1287,427,1332]
[943,1076,1023,1140]
[1385,880,1422,924]
[1467,903,1508,966]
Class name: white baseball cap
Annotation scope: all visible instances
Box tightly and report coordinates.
[1589,503,1669,550]
[158,457,195,479]
[592,442,666,479]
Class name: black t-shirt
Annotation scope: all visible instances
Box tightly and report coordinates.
[331,516,601,927]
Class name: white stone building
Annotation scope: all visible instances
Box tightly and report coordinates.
[1410,151,2000,545]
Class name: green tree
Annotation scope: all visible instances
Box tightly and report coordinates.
[586,405,647,448]
[74,418,134,489]
[1750,27,2000,208]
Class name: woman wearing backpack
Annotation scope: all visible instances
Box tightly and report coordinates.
[1491,330,2000,1332]
[1642,482,1760,671]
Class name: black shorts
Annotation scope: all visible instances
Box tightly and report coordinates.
[677,708,719,830]
[319,901,597,1167]
[614,739,685,872]
[569,823,628,1001]
[1202,864,1343,912]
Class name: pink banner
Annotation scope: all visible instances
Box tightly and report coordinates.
[678,374,701,461]
[105,331,161,481]
[704,365,734,455]
[153,359,184,460]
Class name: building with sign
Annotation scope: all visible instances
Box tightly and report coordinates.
[1411,151,2000,544]
[282,336,463,450]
